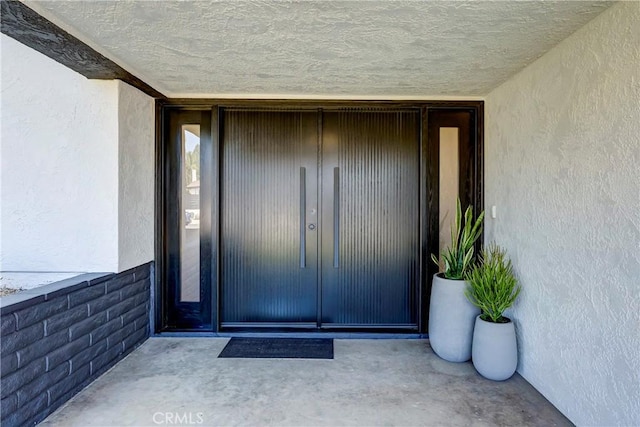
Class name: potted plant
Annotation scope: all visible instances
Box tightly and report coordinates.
[429,199,484,362]
[465,244,521,380]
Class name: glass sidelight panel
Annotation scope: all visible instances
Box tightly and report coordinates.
[162,109,212,330]
[438,127,459,255]
[180,125,200,302]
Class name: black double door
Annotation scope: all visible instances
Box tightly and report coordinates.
[220,110,420,328]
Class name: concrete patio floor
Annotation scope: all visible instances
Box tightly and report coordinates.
[41,338,572,427]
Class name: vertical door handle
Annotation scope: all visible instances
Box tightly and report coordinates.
[300,167,306,268]
[333,167,340,268]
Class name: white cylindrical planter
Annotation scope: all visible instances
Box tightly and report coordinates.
[472,315,518,381]
[428,273,480,362]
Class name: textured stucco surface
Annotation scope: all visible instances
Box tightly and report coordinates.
[117,81,154,272]
[28,1,611,98]
[485,2,640,425]
[0,34,119,272]
[0,36,4,267]
[1,36,155,274]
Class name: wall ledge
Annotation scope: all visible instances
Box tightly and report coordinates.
[0,273,114,315]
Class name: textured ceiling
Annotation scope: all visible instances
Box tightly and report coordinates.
[27,1,613,98]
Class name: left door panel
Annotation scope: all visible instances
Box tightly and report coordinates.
[220,110,319,326]
[162,110,213,330]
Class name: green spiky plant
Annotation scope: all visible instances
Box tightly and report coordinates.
[465,244,521,323]
[431,199,485,279]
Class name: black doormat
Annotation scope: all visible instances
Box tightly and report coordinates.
[218,337,334,359]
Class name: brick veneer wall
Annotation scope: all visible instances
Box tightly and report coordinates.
[0,262,152,427]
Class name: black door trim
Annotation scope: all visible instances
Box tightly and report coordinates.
[423,107,484,332]
[158,109,213,330]
[211,106,222,332]
[155,100,483,334]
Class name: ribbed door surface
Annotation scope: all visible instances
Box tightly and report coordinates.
[221,111,319,324]
[321,111,420,326]
[221,109,419,327]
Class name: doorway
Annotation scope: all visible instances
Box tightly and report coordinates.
[220,109,419,328]
[157,102,483,333]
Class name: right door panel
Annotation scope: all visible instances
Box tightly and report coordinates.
[321,111,420,327]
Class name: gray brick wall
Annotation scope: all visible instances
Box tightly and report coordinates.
[0,262,152,427]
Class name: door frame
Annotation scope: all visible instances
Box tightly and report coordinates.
[155,100,484,334]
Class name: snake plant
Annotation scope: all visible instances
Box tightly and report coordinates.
[431,198,485,280]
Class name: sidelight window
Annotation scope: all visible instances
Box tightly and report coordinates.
[180,125,200,302]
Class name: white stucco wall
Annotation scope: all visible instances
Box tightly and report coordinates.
[0,36,4,268]
[1,34,119,272]
[1,35,155,274]
[117,81,155,271]
[485,3,640,426]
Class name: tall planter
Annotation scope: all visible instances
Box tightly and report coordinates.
[428,273,480,362]
[472,315,518,381]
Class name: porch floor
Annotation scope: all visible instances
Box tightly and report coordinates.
[41,338,571,426]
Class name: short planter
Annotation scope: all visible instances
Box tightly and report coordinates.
[472,315,518,381]
[428,273,480,362]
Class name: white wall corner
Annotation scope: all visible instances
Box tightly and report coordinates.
[1,34,120,272]
[117,81,155,272]
[484,2,640,425]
